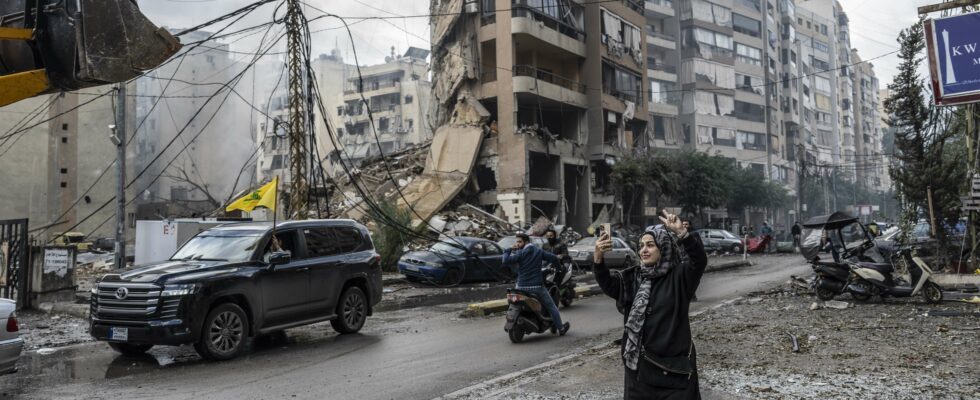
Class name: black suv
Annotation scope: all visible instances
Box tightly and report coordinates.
[89,220,382,360]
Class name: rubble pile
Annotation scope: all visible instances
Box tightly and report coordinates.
[330,140,431,211]
[427,204,520,241]
[74,252,114,295]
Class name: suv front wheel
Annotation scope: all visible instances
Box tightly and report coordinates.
[331,286,367,334]
[195,302,249,361]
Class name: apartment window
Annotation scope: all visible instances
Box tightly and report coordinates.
[812,39,830,53]
[733,100,765,122]
[683,27,734,56]
[378,117,389,132]
[405,95,413,104]
[270,154,283,170]
[652,116,667,140]
[733,13,761,37]
[650,80,677,104]
[683,59,735,88]
[602,62,642,102]
[737,131,766,151]
[735,0,761,12]
[736,73,763,95]
[337,106,344,116]
[682,0,733,27]
[697,125,735,146]
[814,76,832,93]
[61,123,68,130]
[60,168,67,174]
[734,43,762,66]
[601,10,642,56]
[820,24,828,35]
[684,92,734,116]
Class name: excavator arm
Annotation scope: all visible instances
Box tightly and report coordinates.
[0,0,181,107]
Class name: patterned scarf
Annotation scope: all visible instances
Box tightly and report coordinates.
[622,225,686,370]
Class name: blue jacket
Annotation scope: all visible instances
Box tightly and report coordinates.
[502,244,558,288]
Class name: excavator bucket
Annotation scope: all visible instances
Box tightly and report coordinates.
[74,0,182,84]
[0,0,181,106]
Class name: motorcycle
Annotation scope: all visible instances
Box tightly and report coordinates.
[800,212,876,301]
[504,288,555,343]
[847,246,943,304]
[544,259,577,307]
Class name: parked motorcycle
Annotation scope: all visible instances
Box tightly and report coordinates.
[800,212,880,301]
[847,246,943,304]
[504,288,555,343]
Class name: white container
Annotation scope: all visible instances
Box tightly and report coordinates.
[134,220,227,265]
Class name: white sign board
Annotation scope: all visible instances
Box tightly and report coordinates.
[43,248,71,277]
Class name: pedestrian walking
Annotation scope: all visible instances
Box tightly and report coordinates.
[791,221,802,250]
[594,210,707,399]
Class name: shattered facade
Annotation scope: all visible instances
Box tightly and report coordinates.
[326,47,434,172]
[430,0,649,233]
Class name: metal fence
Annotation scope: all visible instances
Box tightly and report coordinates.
[0,219,29,308]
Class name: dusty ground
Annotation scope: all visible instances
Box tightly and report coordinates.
[16,311,91,352]
[457,283,980,400]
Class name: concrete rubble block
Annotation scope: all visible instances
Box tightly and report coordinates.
[823,300,851,310]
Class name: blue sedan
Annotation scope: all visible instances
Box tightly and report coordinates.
[398,237,513,285]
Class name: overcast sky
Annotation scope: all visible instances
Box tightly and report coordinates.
[137,0,951,89]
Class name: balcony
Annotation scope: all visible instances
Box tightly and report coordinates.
[511,4,585,41]
[647,60,677,82]
[343,80,400,99]
[646,31,676,50]
[619,0,644,14]
[645,0,674,17]
[512,64,588,108]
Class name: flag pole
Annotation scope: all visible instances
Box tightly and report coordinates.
[272,176,279,236]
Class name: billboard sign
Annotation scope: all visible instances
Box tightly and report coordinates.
[924,11,980,106]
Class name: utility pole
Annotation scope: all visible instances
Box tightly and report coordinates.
[761,1,775,225]
[798,144,805,220]
[113,83,126,269]
[285,0,309,218]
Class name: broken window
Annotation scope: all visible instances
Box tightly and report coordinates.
[681,59,735,89]
[734,43,761,66]
[379,117,389,132]
[737,131,765,151]
[732,100,765,122]
[684,92,734,116]
[271,155,283,170]
[683,27,733,58]
[736,73,763,95]
[699,125,735,147]
[601,63,642,103]
[733,13,760,37]
[600,9,642,57]
[682,0,732,27]
[649,80,678,105]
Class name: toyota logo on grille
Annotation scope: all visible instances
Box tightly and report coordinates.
[115,287,129,300]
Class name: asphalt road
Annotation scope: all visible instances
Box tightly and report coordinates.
[2,254,807,400]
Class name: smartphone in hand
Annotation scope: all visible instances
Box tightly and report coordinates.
[602,223,611,239]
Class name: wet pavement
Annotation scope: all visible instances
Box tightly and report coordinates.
[0,255,805,400]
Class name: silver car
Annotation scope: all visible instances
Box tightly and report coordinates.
[0,299,22,375]
[568,237,638,269]
[695,229,744,253]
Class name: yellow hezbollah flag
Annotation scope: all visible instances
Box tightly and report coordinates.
[226,177,277,212]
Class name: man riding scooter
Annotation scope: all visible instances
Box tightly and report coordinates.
[502,233,571,336]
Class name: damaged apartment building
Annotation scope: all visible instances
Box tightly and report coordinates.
[428,0,888,232]
[430,0,649,232]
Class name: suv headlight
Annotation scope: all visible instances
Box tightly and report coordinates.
[161,284,199,297]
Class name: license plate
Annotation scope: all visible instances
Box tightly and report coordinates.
[109,327,128,342]
[404,265,420,272]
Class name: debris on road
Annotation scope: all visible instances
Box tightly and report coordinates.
[823,300,851,310]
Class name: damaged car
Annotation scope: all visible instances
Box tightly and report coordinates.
[399,237,512,285]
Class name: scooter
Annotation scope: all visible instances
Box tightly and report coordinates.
[809,256,852,301]
[544,259,577,307]
[847,246,943,304]
[504,288,555,343]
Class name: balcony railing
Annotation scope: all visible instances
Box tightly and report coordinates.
[648,61,677,74]
[344,80,399,95]
[648,31,676,43]
[511,4,586,42]
[512,64,586,93]
[648,0,674,9]
[620,0,644,13]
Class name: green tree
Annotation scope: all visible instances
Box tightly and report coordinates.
[727,166,789,219]
[366,199,419,272]
[668,150,734,223]
[611,155,677,225]
[885,21,968,262]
